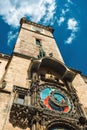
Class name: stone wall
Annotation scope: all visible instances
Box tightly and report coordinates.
[0,55,31,130]
[0,93,11,130]
[14,23,64,62]
[0,57,8,81]
[72,74,87,116]
[4,56,31,91]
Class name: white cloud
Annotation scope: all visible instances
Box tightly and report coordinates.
[65,33,75,44]
[57,7,69,27]
[7,30,18,45]
[0,0,56,45]
[0,0,79,45]
[65,18,79,44]
[0,0,56,27]
[57,17,65,26]
[42,0,56,24]
[67,18,78,32]
[61,9,69,15]
[67,0,73,4]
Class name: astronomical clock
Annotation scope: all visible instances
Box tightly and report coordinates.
[28,57,86,130]
[10,57,87,130]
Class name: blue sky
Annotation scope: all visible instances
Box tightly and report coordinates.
[0,0,87,75]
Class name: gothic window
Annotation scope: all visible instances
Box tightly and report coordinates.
[13,86,29,105]
[14,93,25,105]
[17,94,25,104]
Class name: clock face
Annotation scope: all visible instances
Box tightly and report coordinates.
[40,85,72,113]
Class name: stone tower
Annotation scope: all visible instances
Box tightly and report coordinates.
[0,17,87,130]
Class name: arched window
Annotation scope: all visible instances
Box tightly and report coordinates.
[47,122,80,130]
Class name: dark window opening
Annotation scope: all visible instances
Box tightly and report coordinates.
[36,39,41,46]
[17,94,25,104]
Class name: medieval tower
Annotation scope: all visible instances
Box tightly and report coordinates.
[0,17,87,130]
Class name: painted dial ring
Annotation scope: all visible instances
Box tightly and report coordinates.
[40,85,72,113]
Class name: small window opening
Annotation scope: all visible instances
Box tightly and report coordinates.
[17,94,25,104]
[36,39,41,46]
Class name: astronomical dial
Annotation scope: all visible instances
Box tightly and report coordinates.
[40,85,73,113]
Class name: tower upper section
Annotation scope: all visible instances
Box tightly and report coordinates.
[14,17,64,62]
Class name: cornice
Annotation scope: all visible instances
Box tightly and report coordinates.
[20,17,54,33]
[0,53,10,60]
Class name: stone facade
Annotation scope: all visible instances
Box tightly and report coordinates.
[14,19,63,62]
[0,18,87,130]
